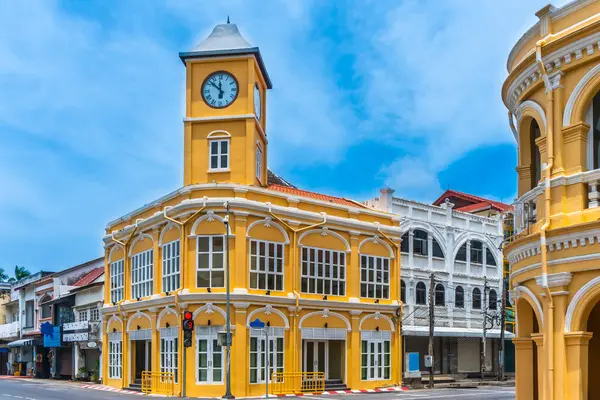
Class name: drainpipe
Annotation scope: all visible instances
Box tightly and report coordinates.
[536,38,555,400]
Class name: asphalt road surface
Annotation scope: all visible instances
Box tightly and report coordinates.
[0,379,515,399]
[0,379,168,400]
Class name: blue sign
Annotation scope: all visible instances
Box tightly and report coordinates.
[43,326,61,348]
[407,352,420,373]
[249,318,265,329]
[40,322,54,336]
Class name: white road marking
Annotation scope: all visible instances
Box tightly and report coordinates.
[396,389,515,399]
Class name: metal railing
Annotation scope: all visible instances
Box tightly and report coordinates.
[141,371,174,396]
[271,372,325,395]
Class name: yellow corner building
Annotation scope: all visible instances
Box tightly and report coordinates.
[100,22,403,397]
[503,1,600,399]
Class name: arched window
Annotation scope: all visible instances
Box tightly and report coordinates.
[530,119,541,187]
[472,288,481,309]
[400,232,409,253]
[401,280,406,304]
[471,241,483,264]
[416,282,427,305]
[456,243,467,262]
[400,229,444,258]
[40,295,52,319]
[489,289,498,310]
[586,91,600,170]
[435,284,445,306]
[486,248,497,266]
[455,286,464,308]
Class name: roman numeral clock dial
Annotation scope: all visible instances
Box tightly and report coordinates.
[202,71,239,108]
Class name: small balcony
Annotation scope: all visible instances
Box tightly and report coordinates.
[0,321,20,339]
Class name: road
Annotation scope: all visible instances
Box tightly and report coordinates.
[0,379,168,400]
[0,378,515,399]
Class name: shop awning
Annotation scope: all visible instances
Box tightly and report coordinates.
[7,339,39,348]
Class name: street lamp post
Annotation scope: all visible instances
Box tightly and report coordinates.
[223,202,234,399]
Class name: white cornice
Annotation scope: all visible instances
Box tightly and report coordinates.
[535,272,573,288]
[106,183,392,230]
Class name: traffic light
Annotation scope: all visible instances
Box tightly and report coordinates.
[183,311,194,348]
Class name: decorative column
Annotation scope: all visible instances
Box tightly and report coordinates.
[513,338,536,400]
[482,244,487,277]
[149,308,159,373]
[348,311,362,389]
[348,232,361,301]
[287,306,298,375]
[152,229,161,295]
[233,302,249,397]
[233,212,249,292]
[532,333,546,400]
[121,313,129,388]
[408,230,414,268]
[466,241,471,275]
[565,331,593,400]
[427,235,433,270]
[466,284,472,329]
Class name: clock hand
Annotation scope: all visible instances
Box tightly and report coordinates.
[209,81,220,91]
[218,80,224,99]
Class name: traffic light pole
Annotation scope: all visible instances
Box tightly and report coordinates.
[183,344,187,397]
[223,202,234,399]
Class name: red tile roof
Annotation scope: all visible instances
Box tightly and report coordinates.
[267,184,366,208]
[73,267,104,287]
[433,189,512,212]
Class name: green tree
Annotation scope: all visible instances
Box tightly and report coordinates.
[14,265,31,281]
[0,268,8,282]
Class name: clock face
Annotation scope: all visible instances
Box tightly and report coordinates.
[202,71,238,108]
[254,83,261,120]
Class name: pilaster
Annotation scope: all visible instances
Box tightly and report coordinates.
[233,213,248,291]
[564,331,593,400]
[349,232,360,300]
[562,122,590,174]
[513,338,535,400]
[516,165,532,196]
[348,310,362,389]
[152,228,161,295]
[150,310,159,373]
[532,333,546,400]
[233,302,249,397]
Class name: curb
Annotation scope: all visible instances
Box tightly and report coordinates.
[80,383,146,396]
[274,387,409,396]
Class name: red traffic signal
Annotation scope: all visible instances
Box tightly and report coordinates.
[183,310,194,332]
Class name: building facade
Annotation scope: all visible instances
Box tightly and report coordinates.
[365,188,510,376]
[100,22,403,397]
[503,1,600,399]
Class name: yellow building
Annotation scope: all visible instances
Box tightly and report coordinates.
[503,1,600,399]
[100,22,403,397]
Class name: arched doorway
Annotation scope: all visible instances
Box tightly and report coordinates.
[514,296,541,400]
[587,302,600,399]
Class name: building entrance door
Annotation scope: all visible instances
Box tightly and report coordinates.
[133,340,151,380]
[304,341,327,379]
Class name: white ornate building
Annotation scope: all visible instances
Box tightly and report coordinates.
[364,188,512,376]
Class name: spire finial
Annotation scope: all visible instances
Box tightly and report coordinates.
[227,15,230,24]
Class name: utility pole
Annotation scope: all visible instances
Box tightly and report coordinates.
[481,277,488,379]
[498,277,507,381]
[428,273,435,388]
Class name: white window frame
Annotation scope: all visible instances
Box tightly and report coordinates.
[196,236,225,288]
[256,146,262,181]
[131,249,154,299]
[250,328,284,384]
[361,331,391,381]
[208,139,230,172]
[301,247,346,296]
[249,240,284,291]
[110,259,124,303]
[196,326,224,384]
[162,240,181,293]
[108,340,122,379]
[360,255,390,299]
[90,308,100,322]
[79,309,88,322]
[160,328,179,383]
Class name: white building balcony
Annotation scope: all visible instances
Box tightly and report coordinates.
[0,321,20,339]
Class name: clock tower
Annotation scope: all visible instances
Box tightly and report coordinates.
[179,22,272,187]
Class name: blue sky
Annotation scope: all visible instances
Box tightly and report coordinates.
[0,0,566,273]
